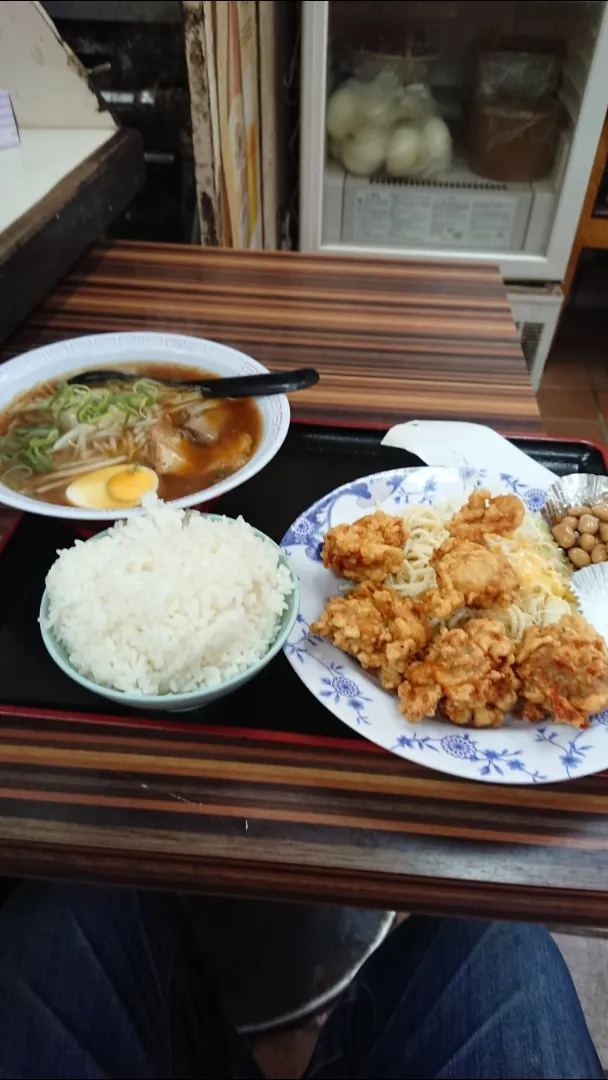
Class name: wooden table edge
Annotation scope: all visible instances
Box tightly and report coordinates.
[0,839,604,926]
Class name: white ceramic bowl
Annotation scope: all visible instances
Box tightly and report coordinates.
[39,525,300,712]
[0,332,290,520]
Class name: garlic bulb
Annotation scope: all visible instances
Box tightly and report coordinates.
[326,85,363,141]
[419,116,452,175]
[342,126,388,176]
[386,123,424,177]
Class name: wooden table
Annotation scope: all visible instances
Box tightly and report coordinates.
[3,240,541,432]
[4,243,596,928]
[1,708,606,927]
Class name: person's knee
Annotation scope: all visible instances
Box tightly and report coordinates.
[481,920,574,1001]
[426,917,568,1002]
[491,919,559,966]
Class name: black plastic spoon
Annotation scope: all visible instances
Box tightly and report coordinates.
[66,367,319,399]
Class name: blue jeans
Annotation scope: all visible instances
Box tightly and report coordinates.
[0,882,601,1080]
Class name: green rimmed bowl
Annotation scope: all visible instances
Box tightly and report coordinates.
[39,520,299,712]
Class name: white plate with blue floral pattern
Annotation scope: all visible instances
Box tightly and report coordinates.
[281,466,608,785]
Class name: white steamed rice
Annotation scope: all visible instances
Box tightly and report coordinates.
[42,496,294,695]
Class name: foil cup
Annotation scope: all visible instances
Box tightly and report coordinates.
[541,473,608,528]
[570,563,608,642]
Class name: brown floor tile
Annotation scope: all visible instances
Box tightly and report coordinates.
[541,417,607,445]
[587,362,608,391]
[596,391,608,419]
[536,386,599,421]
[554,311,608,355]
[540,357,590,389]
[596,390,608,419]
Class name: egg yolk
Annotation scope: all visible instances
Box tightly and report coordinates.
[106,467,157,504]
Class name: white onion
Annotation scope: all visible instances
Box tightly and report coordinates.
[420,116,452,167]
[342,126,388,177]
[326,85,363,140]
[394,83,436,123]
[357,82,398,128]
[386,124,424,177]
[419,116,452,175]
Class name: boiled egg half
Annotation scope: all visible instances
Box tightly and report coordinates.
[66,464,159,510]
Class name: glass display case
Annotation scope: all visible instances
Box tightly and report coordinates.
[300,0,608,283]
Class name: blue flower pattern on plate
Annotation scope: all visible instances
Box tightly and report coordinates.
[458,465,487,487]
[534,728,594,778]
[523,488,548,512]
[390,731,547,781]
[356,476,399,507]
[440,733,479,760]
[420,476,438,504]
[285,620,372,725]
[500,473,528,496]
[281,464,608,785]
[282,479,373,559]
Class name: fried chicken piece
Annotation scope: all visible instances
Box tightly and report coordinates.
[311,581,430,691]
[321,510,407,583]
[420,537,520,620]
[516,614,608,729]
[398,617,520,728]
[447,489,525,543]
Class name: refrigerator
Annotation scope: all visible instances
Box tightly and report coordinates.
[299,0,608,387]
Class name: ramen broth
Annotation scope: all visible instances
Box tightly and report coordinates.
[0,363,261,507]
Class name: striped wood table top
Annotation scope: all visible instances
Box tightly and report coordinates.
[2,241,541,433]
[0,709,606,926]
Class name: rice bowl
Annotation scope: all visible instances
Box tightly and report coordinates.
[40,497,298,710]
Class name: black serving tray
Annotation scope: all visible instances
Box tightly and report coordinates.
[0,425,605,739]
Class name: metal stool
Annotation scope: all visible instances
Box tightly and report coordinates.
[188,895,395,1034]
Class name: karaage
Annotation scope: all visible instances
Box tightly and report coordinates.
[398,617,520,728]
[311,581,430,691]
[516,614,608,728]
[420,537,520,620]
[321,511,407,583]
[447,489,525,543]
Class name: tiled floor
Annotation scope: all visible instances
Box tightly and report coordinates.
[553,931,608,1068]
[537,311,608,447]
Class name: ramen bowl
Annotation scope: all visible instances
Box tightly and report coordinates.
[0,332,290,520]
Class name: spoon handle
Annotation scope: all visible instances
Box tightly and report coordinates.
[68,367,319,398]
[204,368,319,398]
